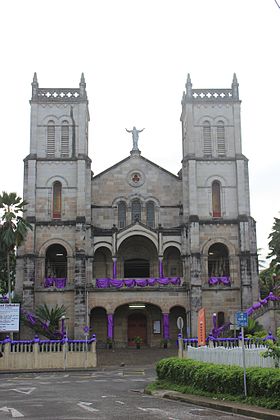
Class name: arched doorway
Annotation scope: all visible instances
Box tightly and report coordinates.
[127,313,147,346]
[90,307,107,348]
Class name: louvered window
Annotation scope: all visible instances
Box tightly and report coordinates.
[61,121,69,157]
[118,201,126,228]
[131,199,141,223]
[47,121,55,157]
[203,121,212,156]
[217,121,226,156]
[146,201,155,228]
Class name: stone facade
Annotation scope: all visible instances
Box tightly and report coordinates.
[16,73,259,346]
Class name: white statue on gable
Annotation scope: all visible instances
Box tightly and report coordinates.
[125,126,145,150]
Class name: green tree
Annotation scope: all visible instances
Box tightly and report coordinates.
[267,216,280,266]
[0,192,32,302]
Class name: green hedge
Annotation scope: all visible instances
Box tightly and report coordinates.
[156,357,280,399]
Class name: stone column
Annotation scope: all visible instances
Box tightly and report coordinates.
[162,313,169,339]
[112,257,117,279]
[107,314,114,339]
[158,257,163,278]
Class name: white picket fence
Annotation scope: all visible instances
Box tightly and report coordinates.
[186,345,275,368]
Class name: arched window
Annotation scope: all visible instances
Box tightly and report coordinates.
[212,181,221,218]
[131,199,141,223]
[146,201,155,228]
[203,120,212,156]
[52,181,62,219]
[45,244,67,279]
[118,201,126,228]
[208,243,230,278]
[47,120,55,157]
[61,120,69,157]
[217,120,225,156]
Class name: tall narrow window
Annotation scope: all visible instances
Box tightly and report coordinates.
[53,181,62,219]
[118,201,126,228]
[217,120,225,156]
[61,120,69,157]
[146,201,155,228]
[131,199,141,223]
[212,181,221,218]
[203,121,212,156]
[47,120,55,157]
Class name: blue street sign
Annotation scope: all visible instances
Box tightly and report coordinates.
[235,312,248,327]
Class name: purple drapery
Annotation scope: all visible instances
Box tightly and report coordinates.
[44,278,67,288]
[96,277,181,289]
[246,292,280,315]
[113,259,117,279]
[107,314,113,339]
[163,313,169,339]
[208,276,231,286]
[159,259,163,278]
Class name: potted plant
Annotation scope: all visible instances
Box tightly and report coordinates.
[160,338,170,349]
[106,337,113,349]
[134,336,143,349]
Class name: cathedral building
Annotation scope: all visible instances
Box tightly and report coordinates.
[16,73,259,346]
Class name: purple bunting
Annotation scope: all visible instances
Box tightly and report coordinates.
[44,278,67,288]
[96,277,181,289]
[208,276,231,286]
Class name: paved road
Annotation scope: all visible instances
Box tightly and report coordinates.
[0,368,255,419]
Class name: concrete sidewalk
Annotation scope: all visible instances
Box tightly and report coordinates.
[147,389,280,420]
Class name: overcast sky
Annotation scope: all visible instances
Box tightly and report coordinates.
[0,0,279,266]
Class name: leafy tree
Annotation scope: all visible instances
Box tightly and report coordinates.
[267,216,280,266]
[262,327,280,368]
[259,266,280,298]
[0,192,32,302]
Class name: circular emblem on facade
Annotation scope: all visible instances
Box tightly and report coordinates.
[127,170,145,187]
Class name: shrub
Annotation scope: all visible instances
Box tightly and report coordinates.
[156,357,280,400]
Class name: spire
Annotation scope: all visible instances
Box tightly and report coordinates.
[79,73,86,98]
[185,73,192,98]
[31,72,39,99]
[232,73,239,100]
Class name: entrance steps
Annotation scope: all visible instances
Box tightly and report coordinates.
[97,347,177,368]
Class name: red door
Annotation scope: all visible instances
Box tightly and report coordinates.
[127,313,147,346]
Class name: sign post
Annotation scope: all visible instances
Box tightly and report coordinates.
[235,311,248,397]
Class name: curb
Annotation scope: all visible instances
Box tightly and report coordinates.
[146,390,280,420]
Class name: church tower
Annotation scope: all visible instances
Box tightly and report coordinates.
[16,74,92,337]
[180,74,259,334]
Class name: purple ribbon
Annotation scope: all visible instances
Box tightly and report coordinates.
[107,314,113,339]
[163,313,169,339]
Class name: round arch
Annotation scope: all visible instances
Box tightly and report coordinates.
[93,246,113,279]
[117,235,158,278]
[163,246,183,278]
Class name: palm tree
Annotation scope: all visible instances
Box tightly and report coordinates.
[0,192,32,303]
